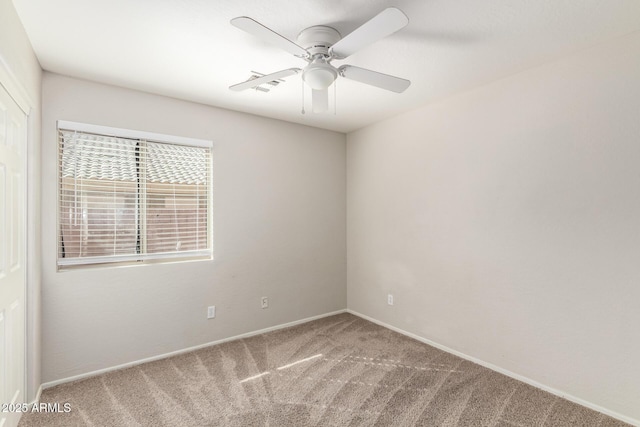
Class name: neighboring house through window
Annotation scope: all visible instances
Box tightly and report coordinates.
[57,121,212,269]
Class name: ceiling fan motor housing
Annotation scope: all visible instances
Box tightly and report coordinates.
[297,25,341,57]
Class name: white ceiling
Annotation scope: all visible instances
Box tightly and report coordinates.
[12,0,640,133]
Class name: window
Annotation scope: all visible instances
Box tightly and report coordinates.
[57,121,212,269]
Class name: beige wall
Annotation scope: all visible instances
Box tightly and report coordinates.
[0,0,40,93]
[41,72,346,383]
[347,32,640,422]
[0,0,42,402]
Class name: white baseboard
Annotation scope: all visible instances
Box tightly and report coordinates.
[25,384,43,409]
[347,309,639,427]
[41,309,347,390]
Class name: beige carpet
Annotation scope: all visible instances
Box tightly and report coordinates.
[19,313,629,426]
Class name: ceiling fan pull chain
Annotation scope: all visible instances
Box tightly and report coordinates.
[334,80,337,115]
[301,78,305,115]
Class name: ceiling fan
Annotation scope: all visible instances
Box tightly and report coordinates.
[229,7,411,113]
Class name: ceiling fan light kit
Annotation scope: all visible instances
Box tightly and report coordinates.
[302,60,337,90]
[229,7,411,113]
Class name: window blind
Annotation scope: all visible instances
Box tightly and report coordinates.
[58,126,212,268]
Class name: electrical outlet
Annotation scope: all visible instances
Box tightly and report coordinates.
[261,297,269,309]
[387,294,394,306]
[207,305,216,319]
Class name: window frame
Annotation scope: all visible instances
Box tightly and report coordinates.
[56,120,213,270]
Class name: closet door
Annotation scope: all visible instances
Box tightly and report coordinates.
[0,83,27,427]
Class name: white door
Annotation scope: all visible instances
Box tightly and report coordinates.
[0,83,27,427]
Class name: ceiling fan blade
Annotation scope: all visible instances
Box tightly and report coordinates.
[229,68,301,91]
[339,65,410,93]
[312,88,329,113]
[330,8,408,59]
[231,17,308,58]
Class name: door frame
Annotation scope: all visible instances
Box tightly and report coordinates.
[0,55,37,407]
